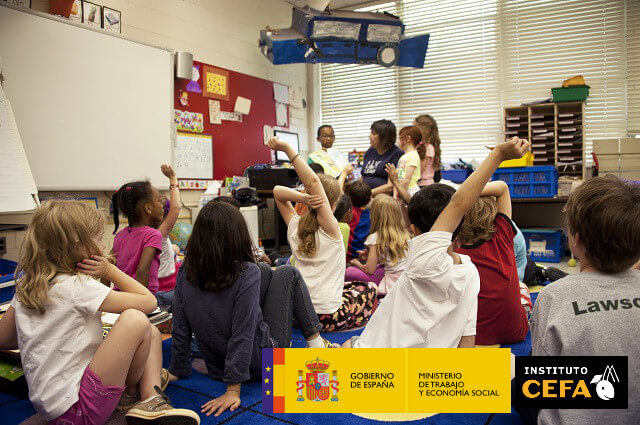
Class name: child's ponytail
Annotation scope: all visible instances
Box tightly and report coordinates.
[415,114,442,170]
[112,193,120,234]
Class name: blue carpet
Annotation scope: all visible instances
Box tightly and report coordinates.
[1,292,541,424]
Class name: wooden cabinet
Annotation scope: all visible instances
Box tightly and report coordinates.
[504,102,585,179]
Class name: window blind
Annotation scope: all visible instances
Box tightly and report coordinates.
[319,0,637,163]
[502,0,628,161]
[628,0,640,133]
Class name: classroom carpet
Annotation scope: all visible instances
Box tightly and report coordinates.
[2,294,539,425]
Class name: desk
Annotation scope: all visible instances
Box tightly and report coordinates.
[257,190,289,253]
[512,197,568,228]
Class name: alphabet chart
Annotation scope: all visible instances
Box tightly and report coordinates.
[174,132,213,179]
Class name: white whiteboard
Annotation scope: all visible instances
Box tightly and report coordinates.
[0,5,172,190]
[175,133,213,179]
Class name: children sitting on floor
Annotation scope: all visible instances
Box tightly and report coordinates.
[343,136,530,348]
[528,176,640,425]
[0,200,199,424]
[346,194,410,295]
[269,137,377,331]
[345,180,373,261]
[168,200,335,418]
[456,180,532,345]
[111,164,176,305]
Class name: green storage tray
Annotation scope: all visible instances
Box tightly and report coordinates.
[552,85,590,102]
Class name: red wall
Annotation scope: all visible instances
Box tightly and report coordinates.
[174,60,283,179]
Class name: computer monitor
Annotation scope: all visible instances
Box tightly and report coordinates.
[273,130,300,162]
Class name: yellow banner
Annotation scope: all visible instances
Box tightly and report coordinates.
[261,348,511,413]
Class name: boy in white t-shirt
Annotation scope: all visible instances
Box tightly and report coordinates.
[344,137,530,349]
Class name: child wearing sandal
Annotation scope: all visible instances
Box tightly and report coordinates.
[269,137,378,331]
[168,200,336,418]
[0,200,199,424]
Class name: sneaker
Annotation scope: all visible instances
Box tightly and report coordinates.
[125,386,200,425]
[118,368,171,411]
[322,337,340,348]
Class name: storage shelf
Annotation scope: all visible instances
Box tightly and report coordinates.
[504,102,585,180]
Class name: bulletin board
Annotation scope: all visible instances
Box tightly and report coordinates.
[174,60,287,180]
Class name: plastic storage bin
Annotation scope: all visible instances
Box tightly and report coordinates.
[498,152,534,168]
[552,85,590,102]
[441,169,471,183]
[521,228,565,263]
[0,258,17,284]
[492,165,557,198]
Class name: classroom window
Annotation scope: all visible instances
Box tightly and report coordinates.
[319,0,639,163]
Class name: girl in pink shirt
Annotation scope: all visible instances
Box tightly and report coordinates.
[112,164,177,294]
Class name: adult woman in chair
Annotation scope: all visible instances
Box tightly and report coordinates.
[361,120,403,197]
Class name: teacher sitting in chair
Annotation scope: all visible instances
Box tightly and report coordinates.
[361,119,403,197]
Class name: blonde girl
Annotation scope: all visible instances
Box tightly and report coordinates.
[269,137,378,332]
[414,114,442,187]
[347,195,410,295]
[0,200,199,425]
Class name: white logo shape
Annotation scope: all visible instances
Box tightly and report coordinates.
[590,365,619,400]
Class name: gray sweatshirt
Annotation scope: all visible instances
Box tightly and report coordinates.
[530,269,640,425]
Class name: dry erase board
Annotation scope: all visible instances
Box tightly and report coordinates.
[0,4,172,190]
[174,133,213,179]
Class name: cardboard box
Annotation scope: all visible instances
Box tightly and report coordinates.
[620,138,640,154]
[593,139,619,155]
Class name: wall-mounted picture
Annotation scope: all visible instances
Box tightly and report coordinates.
[103,6,121,33]
[82,1,101,27]
[68,0,82,22]
[5,0,31,7]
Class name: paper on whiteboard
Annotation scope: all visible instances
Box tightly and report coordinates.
[208,99,221,124]
[0,86,38,212]
[234,96,252,115]
[273,83,289,104]
[174,133,213,180]
[276,102,288,127]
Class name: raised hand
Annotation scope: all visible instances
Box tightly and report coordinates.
[385,163,399,183]
[303,193,324,209]
[161,163,176,179]
[494,137,530,161]
[267,137,289,152]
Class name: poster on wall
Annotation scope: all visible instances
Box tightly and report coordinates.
[103,7,121,33]
[202,65,229,101]
[68,0,82,21]
[174,109,204,133]
[82,1,102,27]
[275,102,288,127]
[208,100,221,124]
[186,65,202,93]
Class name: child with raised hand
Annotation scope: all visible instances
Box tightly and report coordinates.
[456,181,531,345]
[168,200,335,417]
[346,194,410,295]
[0,200,199,425]
[268,137,378,331]
[343,137,530,349]
[112,164,173,295]
[157,164,182,292]
[528,176,640,425]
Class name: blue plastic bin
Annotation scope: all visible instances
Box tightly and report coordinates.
[442,169,471,183]
[0,258,17,283]
[522,228,565,263]
[492,166,557,198]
